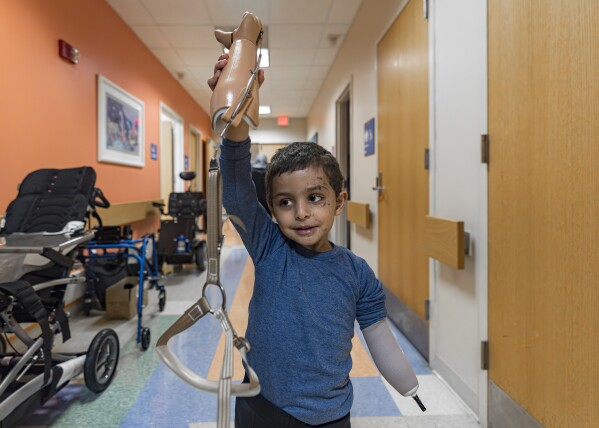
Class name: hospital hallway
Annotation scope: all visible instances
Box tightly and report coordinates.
[16,224,478,428]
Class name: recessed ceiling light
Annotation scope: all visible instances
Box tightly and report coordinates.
[259,106,271,115]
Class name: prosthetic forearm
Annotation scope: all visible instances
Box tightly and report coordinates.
[210,12,263,141]
[362,319,426,411]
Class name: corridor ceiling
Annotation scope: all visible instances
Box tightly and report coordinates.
[106,0,363,119]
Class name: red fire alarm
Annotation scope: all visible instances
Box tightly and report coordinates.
[58,39,79,64]
[277,115,289,127]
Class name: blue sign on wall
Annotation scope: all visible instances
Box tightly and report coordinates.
[150,144,157,160]
[184,155,189,170]
[364,118,375,156]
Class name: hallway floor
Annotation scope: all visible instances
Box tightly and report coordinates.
[17,233,479,428]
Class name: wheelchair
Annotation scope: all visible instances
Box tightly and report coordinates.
[153,171,207,273]
[0,167,119,427]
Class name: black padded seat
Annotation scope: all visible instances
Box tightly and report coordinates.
[2,167,96,234]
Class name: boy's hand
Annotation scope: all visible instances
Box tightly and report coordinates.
[207,54,265,142]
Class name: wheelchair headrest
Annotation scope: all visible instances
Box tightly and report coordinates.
[3,167,97,234]
[179,171,196,181]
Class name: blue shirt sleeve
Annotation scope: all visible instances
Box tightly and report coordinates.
[355,258,387,330]
[219,138,283,265]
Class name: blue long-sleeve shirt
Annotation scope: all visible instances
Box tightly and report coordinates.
[220,139,386,425]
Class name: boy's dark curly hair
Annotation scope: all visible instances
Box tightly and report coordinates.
[265,142,344,204]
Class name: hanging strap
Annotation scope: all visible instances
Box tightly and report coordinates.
[156,152,260,428]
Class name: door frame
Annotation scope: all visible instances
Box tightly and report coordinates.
[189,124,202,192]
[335,82,352,248]
[160,102,184,193]
[427,0,488,423]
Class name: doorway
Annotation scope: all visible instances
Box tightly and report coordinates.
[335,84,351,249]
[160,103,184,207]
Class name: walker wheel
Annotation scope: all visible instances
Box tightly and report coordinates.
[158,289,166,312]
[84,329,120,393]
[141,327,151,351]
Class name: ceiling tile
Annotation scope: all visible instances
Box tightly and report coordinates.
[328,0,362,24]
[307,65,331,80]
[160,25,216,48]
[140,0,211,25]
[267,66,311,81]
[204,0,271,26]
[150,48,186,68]
[177,48,222,67]
[188,65,215,84]
[270,78,308,92]
[304,78,324,91]
[270,0,333,25]
[131,25,171,48]
[269,48,316,67]
[269,25,323,49]
[313,48,336,66]
[106,0,155,25]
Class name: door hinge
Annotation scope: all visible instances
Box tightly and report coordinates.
[424,148,430,170]
[481,340,489,370]
[481,134,490,164]
[423,0,429,20]
[425,299,430,321]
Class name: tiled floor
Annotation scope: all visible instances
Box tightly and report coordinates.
[16,241,479,428]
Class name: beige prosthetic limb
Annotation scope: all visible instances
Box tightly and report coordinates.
[210,12,263,135]
[362,319,426,411]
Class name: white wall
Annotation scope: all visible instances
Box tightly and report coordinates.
[307,0,409,272]
[250,117,307,144]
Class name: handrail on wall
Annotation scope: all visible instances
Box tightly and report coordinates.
[425,215,469,269]
[346,201,371,228]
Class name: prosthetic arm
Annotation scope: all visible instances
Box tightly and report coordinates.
[362,319,426,411]
[210,12,263,137]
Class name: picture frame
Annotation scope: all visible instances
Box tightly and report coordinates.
[97,75,145,167]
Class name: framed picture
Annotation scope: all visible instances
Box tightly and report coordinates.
[97,75,145,167]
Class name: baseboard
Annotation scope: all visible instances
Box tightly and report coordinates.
[489,380,544,428]
[383,287,429,360]
[431,355,478,414]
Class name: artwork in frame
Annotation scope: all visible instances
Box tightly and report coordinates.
[97,75,145,167]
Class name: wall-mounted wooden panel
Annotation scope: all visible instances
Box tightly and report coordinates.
[95,199,163,227]
[346,201,370,228]
[425,216,464,269]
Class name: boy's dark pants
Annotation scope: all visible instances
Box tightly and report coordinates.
[235,395,351,428]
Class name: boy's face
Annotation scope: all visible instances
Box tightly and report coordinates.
[268,166,347,252]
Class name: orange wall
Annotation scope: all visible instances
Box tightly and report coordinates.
[0,0,211,212]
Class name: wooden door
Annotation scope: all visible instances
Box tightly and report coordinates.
[377,0,429,356]
[489,1,598,426]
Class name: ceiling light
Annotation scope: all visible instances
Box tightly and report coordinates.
[259,106,271,115]
[258,48,269,67]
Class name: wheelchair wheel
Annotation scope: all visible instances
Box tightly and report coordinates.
[194,240,207,271]
[84,329,119,393]
[158,289,166,312]
[141,327,151,351]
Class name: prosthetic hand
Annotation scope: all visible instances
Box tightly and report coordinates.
[210,12,263,140]
[362,319,426,411]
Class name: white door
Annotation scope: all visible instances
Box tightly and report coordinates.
[160,103,184,193]
[428,0,488,424]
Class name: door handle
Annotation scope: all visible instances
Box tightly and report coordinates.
[372,172,384,196]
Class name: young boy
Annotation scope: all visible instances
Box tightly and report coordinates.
[209,55,419,428]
